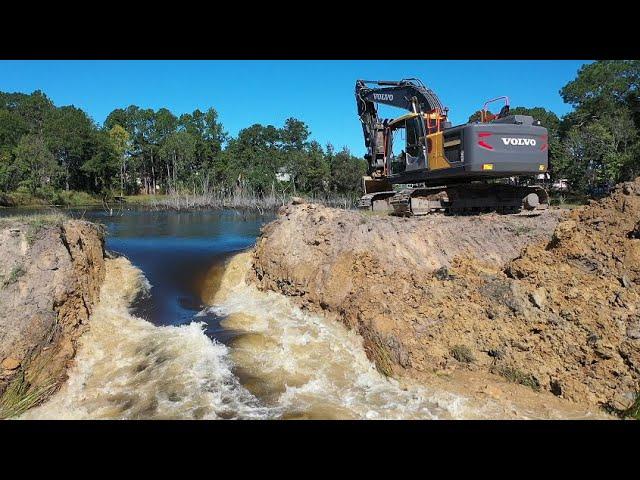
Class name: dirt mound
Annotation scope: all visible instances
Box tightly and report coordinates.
[253,204,560,289]
[499,180,640,410]
[251,183,640,414]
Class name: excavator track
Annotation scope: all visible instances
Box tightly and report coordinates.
[388,183,549,216]
[357,191,396,212]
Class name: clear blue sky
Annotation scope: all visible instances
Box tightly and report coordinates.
[0,60,590,155]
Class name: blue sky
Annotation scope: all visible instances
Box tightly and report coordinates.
[0,60,590,155]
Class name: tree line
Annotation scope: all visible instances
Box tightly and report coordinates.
[1,60,639,206]
[0,94,366,204]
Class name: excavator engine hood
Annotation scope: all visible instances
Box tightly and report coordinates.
[463,115,548,175]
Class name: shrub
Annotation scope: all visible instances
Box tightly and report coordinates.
[493,365,540,391]
[450,345,475,363]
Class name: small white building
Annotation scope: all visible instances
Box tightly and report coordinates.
[552,178,570,191]
[276,168,291,182]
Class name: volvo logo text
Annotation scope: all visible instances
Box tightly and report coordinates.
[502,138,537,146]
[373,93,394,101]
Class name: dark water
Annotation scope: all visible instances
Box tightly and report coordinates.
[2,207,273,341]
[89,209,272,340]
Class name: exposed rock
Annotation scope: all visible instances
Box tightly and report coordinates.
[0,219,105,416]
[530,287,547,309]
[1,358,20,371]
[550,379,563,397]
[627,320,640,340]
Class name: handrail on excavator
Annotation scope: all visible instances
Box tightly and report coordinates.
[481,96,510,122]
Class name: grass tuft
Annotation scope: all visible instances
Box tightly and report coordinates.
[0,369,58,419]
[450,345,475,363]
[0,212,66,229]
[623,394,640,419]
[2,265,26,288]
[506,224,533,236]
[368,335,394,377]
[608,392,640,420]
[493,365,541,391]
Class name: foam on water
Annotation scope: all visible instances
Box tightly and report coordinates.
[206,252,476,419]
[23,256,275,419]
[24,251,481,419]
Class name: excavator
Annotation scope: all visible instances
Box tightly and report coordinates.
[355,78,550,215]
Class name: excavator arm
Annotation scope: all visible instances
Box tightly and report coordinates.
[355,78,446,116]
[355,79,448,175]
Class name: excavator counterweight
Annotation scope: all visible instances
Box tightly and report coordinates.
[355,78,549,215]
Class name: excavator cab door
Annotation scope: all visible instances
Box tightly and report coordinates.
[404,116,428,172]
[387,124,404,175]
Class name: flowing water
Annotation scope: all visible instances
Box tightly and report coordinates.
[14,208,602,419]
[15,208,488,420]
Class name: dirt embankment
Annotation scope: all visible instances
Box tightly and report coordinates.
[251,182,640,413]
[0,217,105,417]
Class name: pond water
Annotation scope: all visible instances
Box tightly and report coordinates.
[82,208,272,343]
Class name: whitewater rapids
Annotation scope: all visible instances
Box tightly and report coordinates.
[22,250,493,419]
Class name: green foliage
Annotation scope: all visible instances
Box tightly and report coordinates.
[2,264,26,288]
[493,365,541,391]
[467,110,486,123]
[159,131,197,193]
[7,62,638,205]
[108,124,130,195]
[0,368,57,419]
[44,105,96,191]
[80,130,119,196]
[13,134,59,194]
[561,61,640,120]
[556,60,640,192]
[328,144,367,195]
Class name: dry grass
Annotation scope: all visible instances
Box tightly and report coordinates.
[0,212,67,246]
[450,345,475,363]
[0,212,66,229]
[492,365,541,391]
[1,264,26,288]
[151,190,285,213]
[149,190,360,212]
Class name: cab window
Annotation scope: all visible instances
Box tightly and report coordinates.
[406,117,422,158]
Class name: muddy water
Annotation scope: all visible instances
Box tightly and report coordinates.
[26,252,482,419]
[20,209,605,419]
[20,209,476,419]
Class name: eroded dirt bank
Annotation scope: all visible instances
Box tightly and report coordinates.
[0,218,105,417]
[252,183,640,414]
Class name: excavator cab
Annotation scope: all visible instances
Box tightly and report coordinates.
[388,114,426,173]
[383,112,451,176]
